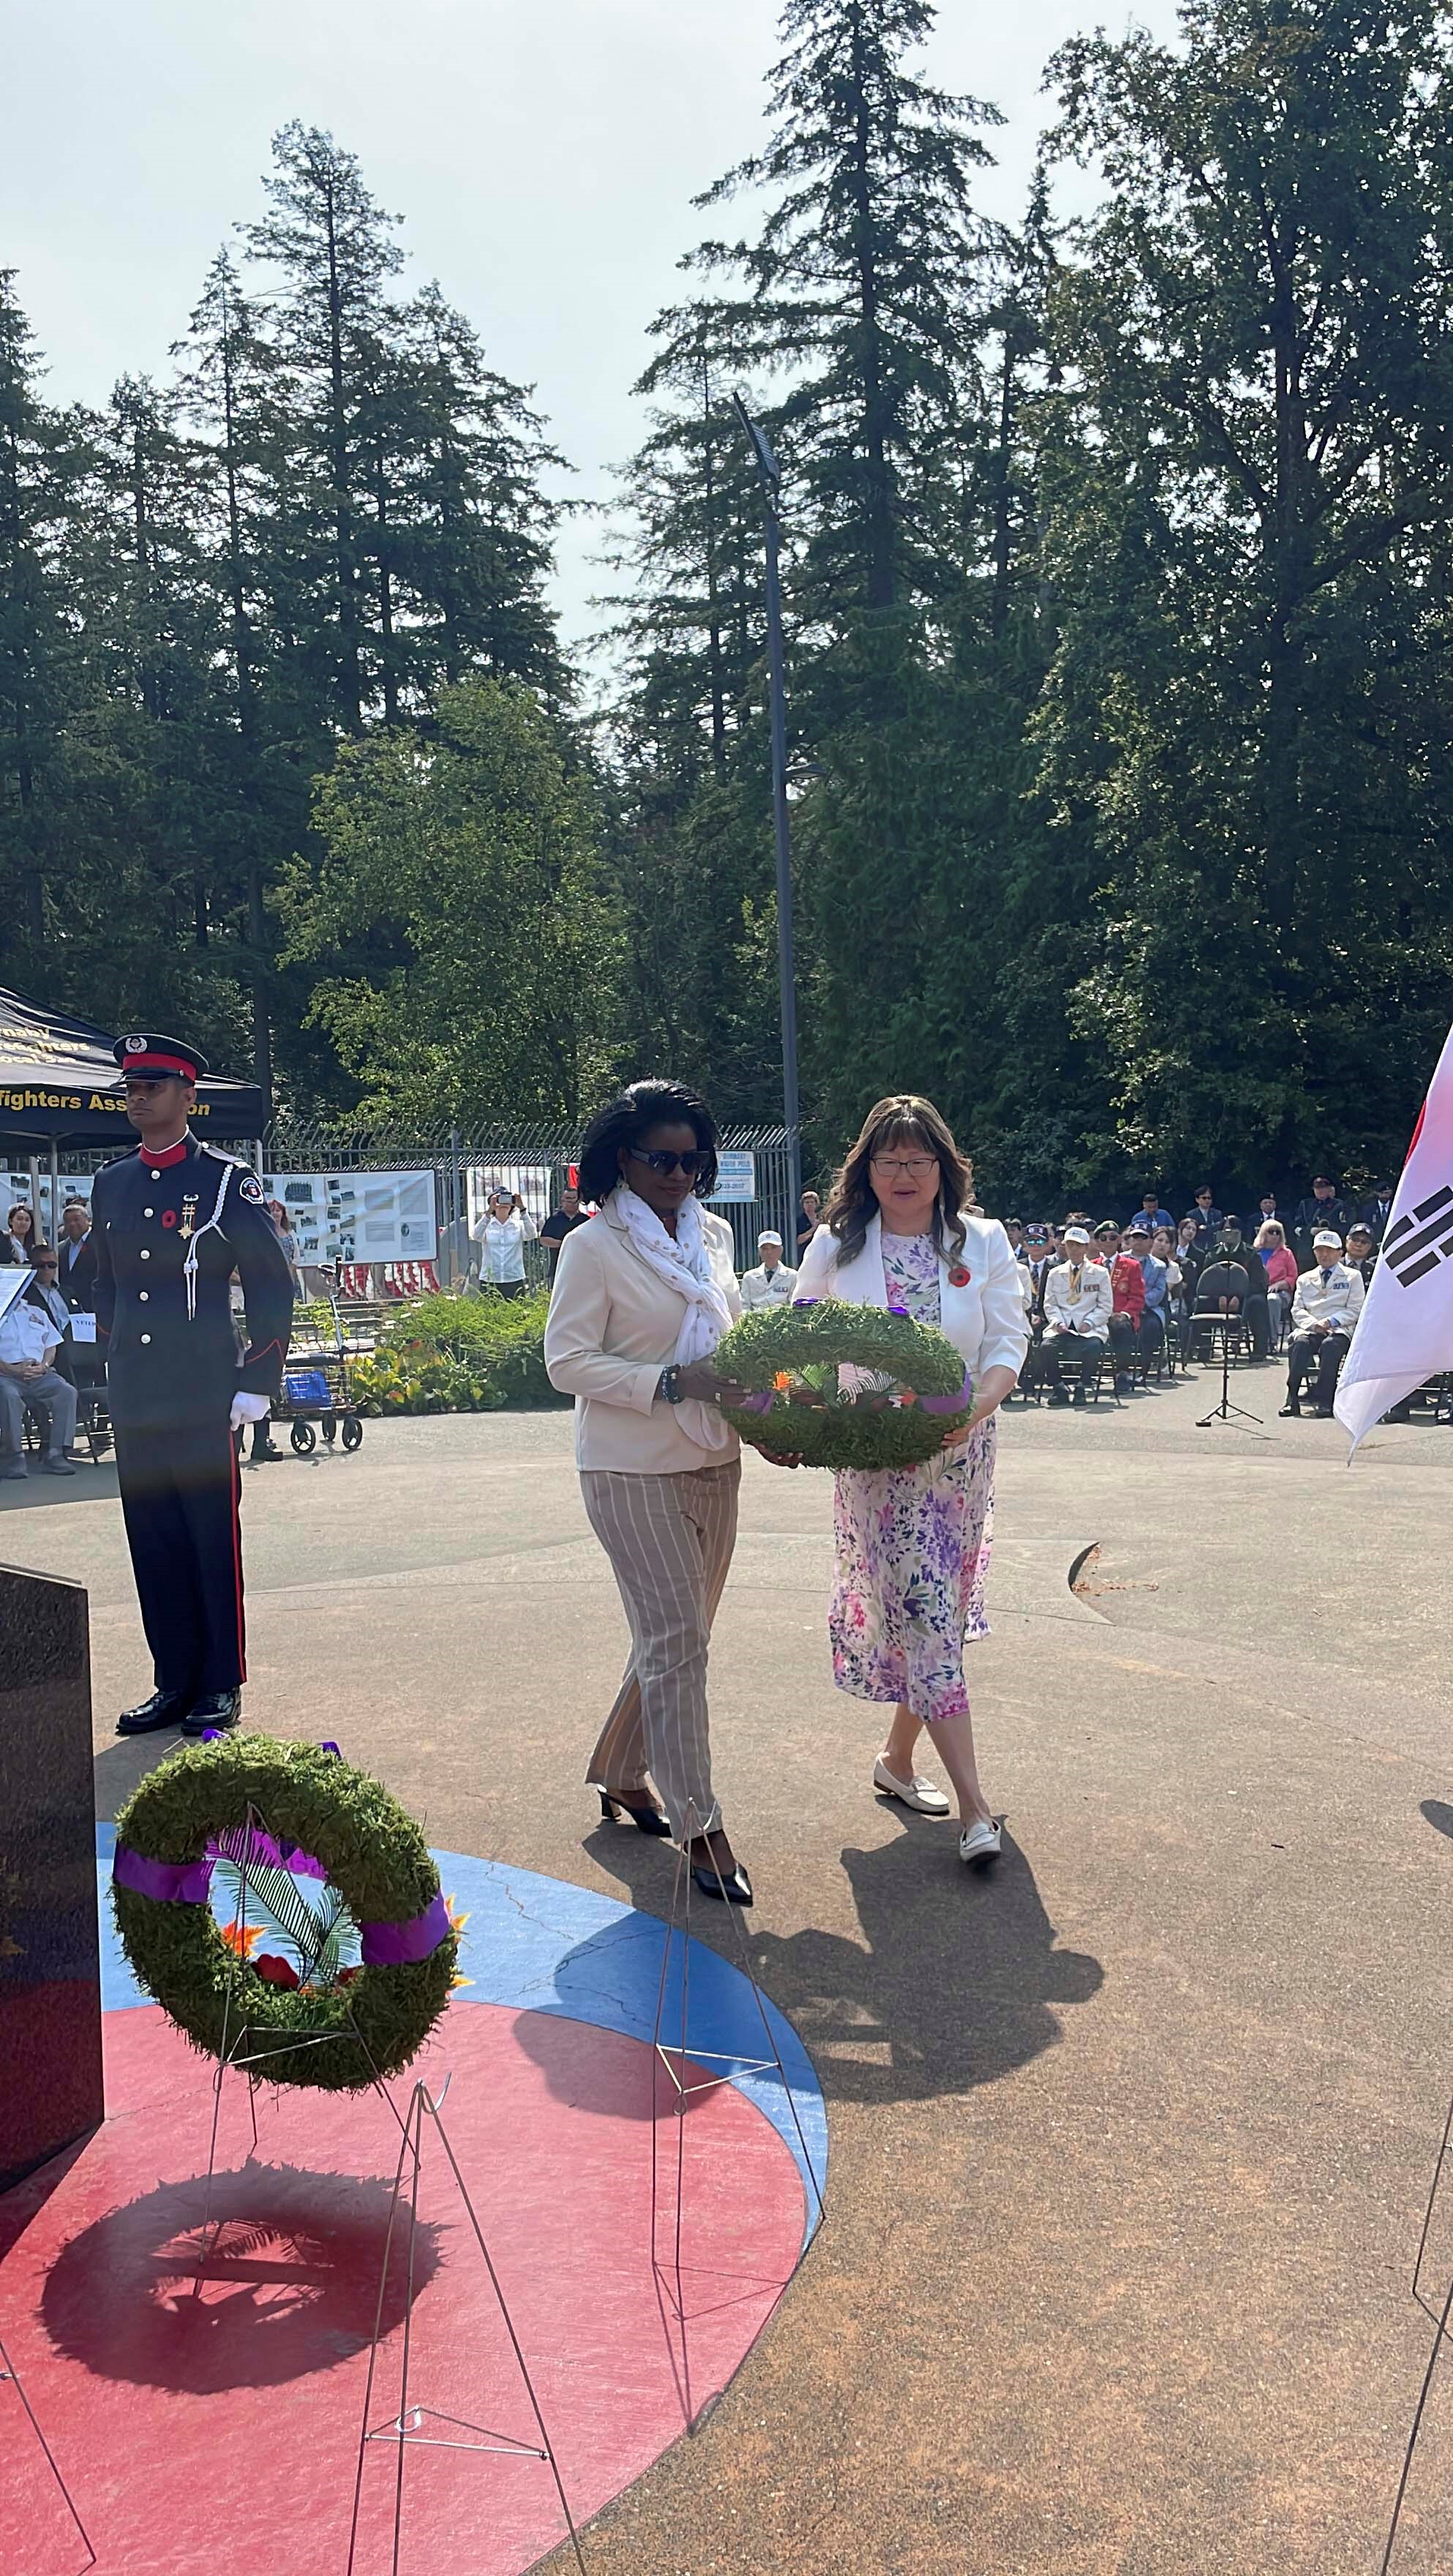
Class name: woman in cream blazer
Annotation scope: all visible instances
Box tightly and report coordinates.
[792,1094,1027,1866]
[545,1078,754,1904]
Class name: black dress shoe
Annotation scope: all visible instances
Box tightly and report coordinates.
[116,1689,189,1736]
[594,1786,672,1837]
[183,1689,241,1735]
[1279,1399,1301,1418]
[691,1861,754,1906]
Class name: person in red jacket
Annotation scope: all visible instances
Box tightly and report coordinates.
[1093,1223,1143,1398]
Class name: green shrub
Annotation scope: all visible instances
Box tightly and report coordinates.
[351,1289,567,1415]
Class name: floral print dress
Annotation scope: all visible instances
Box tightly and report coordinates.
[829,1232,996,1723]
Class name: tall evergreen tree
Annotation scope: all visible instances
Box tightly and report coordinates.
[242,121,406,733]
[687,0,1002,620]
[1036,0,1453,1183]
[0,272,73,963]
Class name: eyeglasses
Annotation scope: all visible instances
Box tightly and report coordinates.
[629,1147,707,1177]
[34,1260,58,1270]
[870,1155,938,1180]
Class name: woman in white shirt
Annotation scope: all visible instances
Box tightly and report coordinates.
[472,1188,538,1297]
[544,1080,754,1904]
[792,1094,1028,1867]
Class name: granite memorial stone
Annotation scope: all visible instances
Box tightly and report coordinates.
[0,1563,103,2190]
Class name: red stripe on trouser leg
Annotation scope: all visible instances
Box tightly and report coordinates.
[230,1431,247,1683]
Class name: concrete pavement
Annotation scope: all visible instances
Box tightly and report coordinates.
[5,1362,1453,2572]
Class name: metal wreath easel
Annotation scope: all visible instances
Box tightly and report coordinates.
[343,2075,586,2576]
[185,1807,585,2574]
[0,2330,95,2574]
[1378,2075,1453,2570]
[649,1800,827,2429]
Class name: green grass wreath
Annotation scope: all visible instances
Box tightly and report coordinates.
[111,1734,459,2091]
[716,1298,973,1470]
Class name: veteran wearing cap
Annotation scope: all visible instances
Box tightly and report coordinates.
[91,1033,296,1736]
[1038,1224,1114,1406]
[1280,1227,1364,1418]
[740,1228,799,1311]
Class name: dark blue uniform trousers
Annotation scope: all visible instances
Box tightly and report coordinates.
[113,1416,246,1697]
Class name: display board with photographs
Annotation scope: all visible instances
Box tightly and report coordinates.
[264,1169,438,1265]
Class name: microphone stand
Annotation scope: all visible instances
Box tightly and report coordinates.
[1195,1245,1262,1430]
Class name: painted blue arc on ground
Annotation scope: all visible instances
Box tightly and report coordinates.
[95,1827,827,2241]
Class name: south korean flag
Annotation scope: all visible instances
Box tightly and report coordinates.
[1337,1016,1453,1454]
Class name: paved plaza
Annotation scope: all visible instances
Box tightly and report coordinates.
[6,1369,1453,2573]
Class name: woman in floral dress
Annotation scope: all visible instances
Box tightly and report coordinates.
[792,1096,1028,1865]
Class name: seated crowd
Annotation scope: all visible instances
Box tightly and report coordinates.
[0,1194,99,1478]
[1000,1173,1392,1417]
[0,1168,1409,1475]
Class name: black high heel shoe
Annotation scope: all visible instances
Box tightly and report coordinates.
[686,1840,754,1907]
[594,1787,672,1838]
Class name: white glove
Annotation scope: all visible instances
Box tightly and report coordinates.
[230,1392,271,1429]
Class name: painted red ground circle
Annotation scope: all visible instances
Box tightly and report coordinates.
[1,2004,807,2576]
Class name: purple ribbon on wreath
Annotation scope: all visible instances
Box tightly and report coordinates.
[112,1843,454,1969]
[918,1371,975,1416]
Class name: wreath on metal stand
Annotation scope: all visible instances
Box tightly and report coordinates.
[111,1735,459,2092]
[715,1298,974,1470]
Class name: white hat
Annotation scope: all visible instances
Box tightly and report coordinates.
[1064,1224,1092,1246]
[1313,1229,1343,1250]
[758,1229,784,1248]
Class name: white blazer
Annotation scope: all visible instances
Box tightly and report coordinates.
[544,1196,742,1475]
[792,1211,1029,1380]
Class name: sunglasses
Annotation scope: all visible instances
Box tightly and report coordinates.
[628,1147,707,1177]
[34,1260,59,1270]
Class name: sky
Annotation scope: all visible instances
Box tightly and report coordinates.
[3,0,1183,656]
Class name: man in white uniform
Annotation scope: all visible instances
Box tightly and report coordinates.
[740,1229,798,1311]
[0,1272,78,1477]
[1040,1224,1113,1407]
[1281,1229,1364,1417]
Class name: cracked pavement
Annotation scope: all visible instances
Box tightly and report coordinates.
[7,1367,1453,2573]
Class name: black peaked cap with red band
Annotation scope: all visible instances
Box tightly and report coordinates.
[112,1032,210,1085]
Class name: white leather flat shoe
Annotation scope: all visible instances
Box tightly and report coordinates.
[958,1817,1002,1865]
[873,1757,951,1816]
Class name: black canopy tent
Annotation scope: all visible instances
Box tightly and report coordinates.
[0,984,265,1232]
[0,984,264,1146]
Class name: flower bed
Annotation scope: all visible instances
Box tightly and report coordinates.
[349,1288,568,1415]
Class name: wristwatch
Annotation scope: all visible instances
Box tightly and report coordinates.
[658,1365,683,1404]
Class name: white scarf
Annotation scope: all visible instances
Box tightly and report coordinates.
[615,1183,735,1455]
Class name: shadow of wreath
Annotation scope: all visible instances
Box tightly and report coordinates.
[40,2163,442,2395]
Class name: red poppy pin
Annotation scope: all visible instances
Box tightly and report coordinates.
[949,1265,972,1288]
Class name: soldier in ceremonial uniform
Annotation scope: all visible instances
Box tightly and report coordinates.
[93,1033,295,1737]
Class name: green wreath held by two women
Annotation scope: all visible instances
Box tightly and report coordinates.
[716,1297,974,1471]
[111,1734,459,2091]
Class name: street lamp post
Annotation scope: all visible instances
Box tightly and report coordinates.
[732,391,803,1247]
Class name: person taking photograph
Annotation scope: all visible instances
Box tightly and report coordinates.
[472,1186,538,1297]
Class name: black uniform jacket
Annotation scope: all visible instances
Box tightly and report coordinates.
[91,1134,295,1430]
[58,1232,99,1310]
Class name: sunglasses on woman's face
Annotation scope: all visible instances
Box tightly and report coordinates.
[629,1147,707,1177]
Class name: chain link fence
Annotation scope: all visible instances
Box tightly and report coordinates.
[262,1120,803,1286]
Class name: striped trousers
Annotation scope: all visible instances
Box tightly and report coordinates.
[580,1457,741,1842]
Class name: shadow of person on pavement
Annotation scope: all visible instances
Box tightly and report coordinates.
[746,1821,1103,2103]
[94,1729,189,1824]
[581,1813,1103,2105]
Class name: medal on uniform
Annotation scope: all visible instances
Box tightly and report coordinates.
[179,1193,199,1242]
